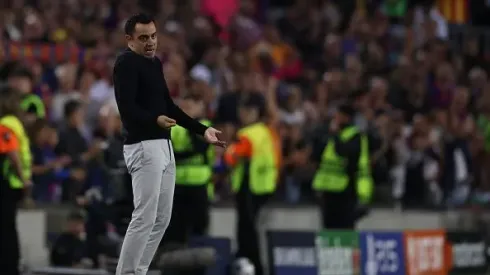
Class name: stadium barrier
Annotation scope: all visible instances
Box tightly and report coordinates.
[267,229,490,275]
[19,207,488,274]
[26,229,490,275]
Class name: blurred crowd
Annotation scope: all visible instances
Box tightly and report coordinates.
[1,0,490,211]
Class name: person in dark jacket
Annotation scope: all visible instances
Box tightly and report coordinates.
[50,211,89,268]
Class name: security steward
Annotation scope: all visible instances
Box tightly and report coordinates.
[0,92,30,275]
[0,87,33,202]
[163,95,215,247]
[7,66,46,120]
[224,91,281,275]
[311,103,373,229]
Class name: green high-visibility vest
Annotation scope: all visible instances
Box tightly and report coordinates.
[171,119,214,187]
[0,115,31,189]
[20,94,46,118]
[312,126,373,204]
[231,122,278,194]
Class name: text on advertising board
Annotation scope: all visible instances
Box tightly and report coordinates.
[359,232,405,275]
[404,230,446,275]
[316,230,360,275]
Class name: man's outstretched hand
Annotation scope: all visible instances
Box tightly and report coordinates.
[204,127,226,147]
[157,115,177,129]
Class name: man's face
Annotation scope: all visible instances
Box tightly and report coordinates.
[180,99,204,118]
[370,79,387,98]
[126,22,158,58]
[189,99,205,118]
[453,87,469,110]
[47,128,59,147]
[69,220,85,236]
[8,76,32,94]
[326,71,344,94]
[239,106,258,125]
[70,108,85,127]
[355,94,369,109]
[333,111,348,125]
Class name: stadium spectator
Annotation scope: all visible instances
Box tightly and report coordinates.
[7,66,46,122]
[30,119,71,202]
[51,64,81,124]
[55,100,99,201]
[50,211,91,268]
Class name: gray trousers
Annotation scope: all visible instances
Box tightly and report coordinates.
[116,139,176,275]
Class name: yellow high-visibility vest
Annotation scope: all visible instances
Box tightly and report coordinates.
[0,115,31,189]
[230,122,278,195]
[312,126,373,203]
[171,119,214,186]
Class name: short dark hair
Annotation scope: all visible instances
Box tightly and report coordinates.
[337,102,356,118]
[240,94,266,117]
[67,210,85,222]
[124,13,155,35]
[8,66,33,82]
[349,87,369,101]
[64,100,82,118]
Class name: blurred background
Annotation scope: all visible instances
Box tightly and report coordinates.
[2,0,490,274]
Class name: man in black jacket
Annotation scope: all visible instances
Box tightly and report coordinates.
[113,13,225,275]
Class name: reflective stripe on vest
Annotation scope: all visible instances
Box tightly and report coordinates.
[312,126,373,203]
[231,122,278,195]
[20,94,46,118]
[207,183,215,202]
[171,119,213,185]
[0,115,31,189]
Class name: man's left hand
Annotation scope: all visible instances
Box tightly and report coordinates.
[204,127,226,147]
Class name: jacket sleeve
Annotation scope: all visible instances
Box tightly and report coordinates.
[155,57,209,136]
[224,136,252,167]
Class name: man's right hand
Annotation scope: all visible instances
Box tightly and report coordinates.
[157,115,177,129]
